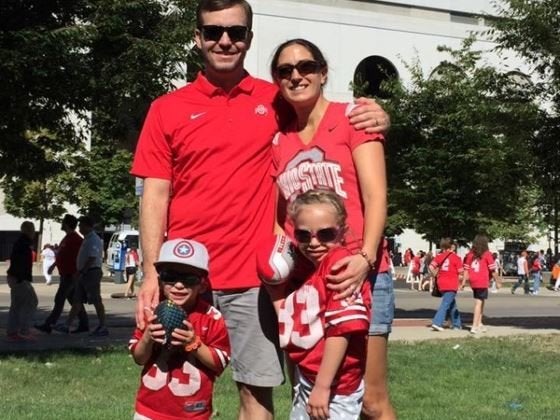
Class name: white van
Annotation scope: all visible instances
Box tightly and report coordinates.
[106,230,139,272]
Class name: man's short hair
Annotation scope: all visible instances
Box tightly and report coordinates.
[78,215,95,228]
[62,214,78,230]
[196,0,253,30]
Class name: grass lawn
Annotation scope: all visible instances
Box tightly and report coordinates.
[1,334,559,419]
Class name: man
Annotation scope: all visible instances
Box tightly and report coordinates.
[6,221,38,341]
[131,1,390,418]
[35,215,89,334]
[56,216,108,336]
[511,250,529,295]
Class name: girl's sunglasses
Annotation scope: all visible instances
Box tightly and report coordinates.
[159,271,203,287]
[294,227,340,244]
[275,60,323,80]
[200,25,248,43]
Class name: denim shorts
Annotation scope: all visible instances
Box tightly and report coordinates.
[367,272,395,336]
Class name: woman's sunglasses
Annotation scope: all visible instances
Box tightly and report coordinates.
[275,60,323,80]
[294,227,340,244]
[159,271,203,287]
[200,25,249,43]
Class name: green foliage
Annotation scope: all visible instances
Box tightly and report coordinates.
[384,37,540,243]
[1,1,201,226]
[487,0,560,252]
[69,145,138,226]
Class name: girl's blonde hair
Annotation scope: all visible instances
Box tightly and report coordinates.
[288,189,347,228]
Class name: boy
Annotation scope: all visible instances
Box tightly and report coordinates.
[129,239,230,420]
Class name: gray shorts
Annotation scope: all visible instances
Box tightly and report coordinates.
[291,369,364,419]
[213,287,284,387]
[74,268,102,305]
[368,272,395,335]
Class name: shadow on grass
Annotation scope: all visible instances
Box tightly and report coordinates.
[395,307,560,330]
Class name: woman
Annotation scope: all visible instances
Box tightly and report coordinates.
[124,246,140,298]
[429,238,464,331]
[270,38,395,420]
[462,234,502,333]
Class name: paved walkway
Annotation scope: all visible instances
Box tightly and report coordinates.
[0,270,558,353]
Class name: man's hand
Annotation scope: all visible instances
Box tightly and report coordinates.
[348,97,391,134]
[136,274,160,329]
[326,254,370,300]
[306,384,331,420]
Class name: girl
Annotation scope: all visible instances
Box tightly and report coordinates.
[278,190,370,420]
[462,234,503,334]
[270,38,395,419]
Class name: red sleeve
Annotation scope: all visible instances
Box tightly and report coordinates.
[128,327,144,353]
[485,252,496,271]
[200,306,231,376]
[429,253,442,270]
[344,103,385,151]
[321,249,369,337]
[130,99,173,180]
[463,252,473,270]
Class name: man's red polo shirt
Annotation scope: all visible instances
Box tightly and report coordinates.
[131,73,280,291]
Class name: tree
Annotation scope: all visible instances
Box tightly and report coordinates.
[488,0,560,253]
[1,1,201,227]
[383,37,540,244]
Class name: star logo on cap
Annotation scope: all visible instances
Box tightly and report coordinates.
[173,241,194,258]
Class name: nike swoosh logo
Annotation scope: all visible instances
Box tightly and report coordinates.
[190,112,206,120]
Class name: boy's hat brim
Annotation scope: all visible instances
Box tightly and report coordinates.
[154,239,209,273]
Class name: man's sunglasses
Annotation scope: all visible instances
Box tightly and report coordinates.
[159,271,203,287]
[294,227,340,244]
[275,60,323,80]
[200,25,249,43]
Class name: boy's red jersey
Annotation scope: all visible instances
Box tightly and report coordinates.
[129,300,230,420]
[279,247,371,395]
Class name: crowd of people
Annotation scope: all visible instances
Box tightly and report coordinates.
[7,214,109,340]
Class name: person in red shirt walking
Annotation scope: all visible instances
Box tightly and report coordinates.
[35,214,89,334]
[462,234,503,334]
[429,238,464,331]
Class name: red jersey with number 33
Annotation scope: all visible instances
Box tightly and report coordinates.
[128,300,230,420]
[279,247,371,395]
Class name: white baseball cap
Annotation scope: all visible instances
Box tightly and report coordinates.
[154,238,209,273]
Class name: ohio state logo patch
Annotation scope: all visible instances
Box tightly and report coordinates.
[255,104,268,116]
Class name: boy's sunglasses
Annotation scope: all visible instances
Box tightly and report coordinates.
[275,60,323,80]
[159,271,203,287]
[200,25,249,43]
[294,227,340,244]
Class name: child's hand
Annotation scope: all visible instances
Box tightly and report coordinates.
[142,308,165,344]
[307,384,331,420]
[171,320,197,347]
